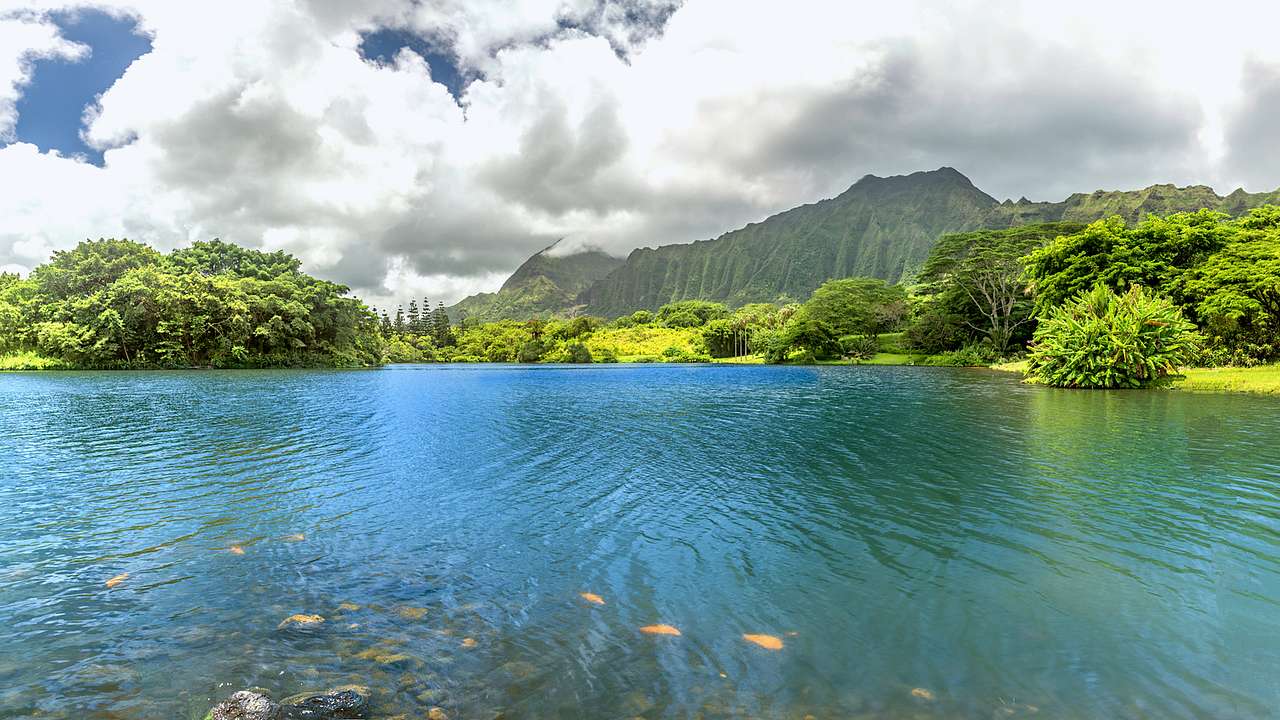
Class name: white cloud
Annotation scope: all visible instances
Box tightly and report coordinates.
[1,0,1279,306]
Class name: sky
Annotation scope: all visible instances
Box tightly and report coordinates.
[2,1,1280,308]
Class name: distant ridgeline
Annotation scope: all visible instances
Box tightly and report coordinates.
[452,168,1280,320]
[0,239,381,369]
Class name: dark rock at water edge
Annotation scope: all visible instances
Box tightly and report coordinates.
[207,690,282,720]
[208,685,371,720]
[280,685,371,719]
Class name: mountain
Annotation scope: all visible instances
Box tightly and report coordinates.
[450,241,623,321]
[453,168,1280,321]
[577,169,1280,317]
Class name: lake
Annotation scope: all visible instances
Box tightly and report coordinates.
[0,364,1277,719]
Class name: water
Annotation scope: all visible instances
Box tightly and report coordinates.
[0,365,1278,719]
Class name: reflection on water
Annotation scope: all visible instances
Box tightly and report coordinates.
[0,365,1278,719]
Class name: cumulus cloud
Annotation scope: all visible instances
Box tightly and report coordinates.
[1,0,1279,305]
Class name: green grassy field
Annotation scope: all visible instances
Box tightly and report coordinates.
[990,359,1280,395]
[0,352,69,371]
[1173,365,1280,395]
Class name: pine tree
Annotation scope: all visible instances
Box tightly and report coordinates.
[380,309,392,334]
[394,305,405,333]
[432,301,451,345]
[407,299,420,334]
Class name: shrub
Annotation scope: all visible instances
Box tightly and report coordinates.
[922,342,997,367]
[565,341,593,364]
[838,334,880,360]
[1026,285,1201,388]
[661,346,711,363]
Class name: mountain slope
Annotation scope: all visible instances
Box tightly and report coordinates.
[578,170,1280,316]
[450,242,623,321]
[579,168,999,316]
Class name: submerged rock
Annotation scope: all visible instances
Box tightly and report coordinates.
[280,684,371,719]
[208,690,283,720]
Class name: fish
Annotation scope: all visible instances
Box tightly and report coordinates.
[105,572,129,589]
[911,687,936,701]
[579,592,605,605]
[228,546,245,555]
[742,633,784,650]
[460,637,477,648]
[638,624,682,636]
[277,613,325,630]
[282,533,306,542]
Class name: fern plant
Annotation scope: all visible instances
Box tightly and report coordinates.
[1027,285,1201,388]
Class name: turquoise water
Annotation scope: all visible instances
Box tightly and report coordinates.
[0,365,1278,719]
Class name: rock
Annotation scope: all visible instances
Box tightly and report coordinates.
[338,602,360,612]
[278,614,325,630]
[395,606,428,621]
[281,685,370,719]
[209,690,283,720]
[427,708,448,720]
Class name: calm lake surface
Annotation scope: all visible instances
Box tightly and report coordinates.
[1,365,1278,719]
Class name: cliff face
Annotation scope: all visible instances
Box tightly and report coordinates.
[457,169,1280,320]
[578,170,1280,317]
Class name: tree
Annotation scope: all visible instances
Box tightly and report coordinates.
[779,309,841,360]
[407,299,420,333]
[802,278,906,337]
[1026,285,1201,388]
[1024,210,1235,315]
[656,300,729,328]
[431,301,452,345]
[1176,207,1280,362]
[916,223,1080,351]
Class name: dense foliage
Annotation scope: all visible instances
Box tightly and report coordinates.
[575,169,1279,317]
[0,239,382,368]
[1025,208,1280,364]
[1026,285,1201,388]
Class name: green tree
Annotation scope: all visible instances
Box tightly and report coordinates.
[802,278,906,337]
[916,223,1081,351]
[656,300,729,328]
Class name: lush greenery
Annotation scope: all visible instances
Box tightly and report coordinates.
[1025,207,1280,365]
[566,169,1279,317]
[1173,364,1280,394]
[0,239,382,368]
[1025,285,1201,388]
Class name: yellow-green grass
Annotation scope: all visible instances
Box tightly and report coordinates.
[710,354,765,364]
[990,360,1029,373]
[1172,365,1280,395]
[585,326,703,359]
[0,352,69,370]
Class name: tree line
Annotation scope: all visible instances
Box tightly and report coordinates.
[0,239,382,368]
[5,205,1276,384]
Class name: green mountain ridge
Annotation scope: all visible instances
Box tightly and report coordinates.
[457,168,1280,320]
[450,241,623,322]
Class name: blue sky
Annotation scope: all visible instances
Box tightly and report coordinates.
[12,9,150,165]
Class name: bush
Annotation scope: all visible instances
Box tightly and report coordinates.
[661,346,711,363]
[594,347,619,363]
[517,339,546,363]
[922,342,997,367]
[838,334,880,360]
[565,341,593,364]
[1026,285,1201,388]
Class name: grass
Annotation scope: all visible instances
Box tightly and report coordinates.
[1172,365,1280,395]
[991,359,1280,395]
[0,352,69,371]
[585,326,704,359]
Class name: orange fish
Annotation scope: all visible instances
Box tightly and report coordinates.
[229,546,246,555]
[105,572,129,589]
[742,633,784,650]
[639,624,682,636]
[460,637,477,648]
[579,592,605,605]
[911,687,936,701]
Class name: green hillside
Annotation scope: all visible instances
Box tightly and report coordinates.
[578,169,1280,317]
[450,242,623,322]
